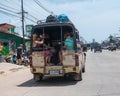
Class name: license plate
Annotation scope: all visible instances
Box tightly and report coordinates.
[49,70,59,75]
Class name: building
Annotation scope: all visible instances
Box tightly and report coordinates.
[0,23,23,55]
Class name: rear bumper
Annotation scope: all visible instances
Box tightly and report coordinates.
[30,66,80,77]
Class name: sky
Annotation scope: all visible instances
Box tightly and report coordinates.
[0,0,120,43]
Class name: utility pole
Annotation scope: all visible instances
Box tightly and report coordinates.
[21,0,25,52]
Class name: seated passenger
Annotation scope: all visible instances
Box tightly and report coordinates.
[52,44,63,65]
[43,34,52,46]
[64,33,74,50]
[32,34,44,51]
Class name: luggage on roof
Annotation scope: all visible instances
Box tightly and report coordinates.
[46,15,57,22]
[58,14,69,23]
[46,14,69,23]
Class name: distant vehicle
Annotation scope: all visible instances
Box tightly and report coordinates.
[102,46,109,50]
[94,45,102,53]
[108,46,116,51]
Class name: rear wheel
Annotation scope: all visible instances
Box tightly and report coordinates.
[33,73,43,81]
[73,71,82,81]
[82,66,85,73]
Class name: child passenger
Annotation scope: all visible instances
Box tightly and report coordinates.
[44,45,56,66]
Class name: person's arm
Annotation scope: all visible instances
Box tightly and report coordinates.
[35,40,43,45]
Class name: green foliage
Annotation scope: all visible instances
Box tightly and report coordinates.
[1,46,9,56]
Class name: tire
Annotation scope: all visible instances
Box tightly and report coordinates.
[82,66,85,73]
[33,74,43,81]
[73,71,82,81]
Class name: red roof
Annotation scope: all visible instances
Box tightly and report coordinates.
[0,23,15,30]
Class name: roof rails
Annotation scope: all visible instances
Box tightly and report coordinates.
[37,19,73,25]
[37,14,73,25]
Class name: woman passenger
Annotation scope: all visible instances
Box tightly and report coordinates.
[32,34,44,51]
[64,33,74,50]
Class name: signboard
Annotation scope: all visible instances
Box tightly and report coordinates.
[26,25,33,33]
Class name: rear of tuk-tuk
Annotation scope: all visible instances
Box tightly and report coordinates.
[30,22,83,81]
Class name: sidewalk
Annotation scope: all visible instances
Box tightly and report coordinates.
[0,62,27,75]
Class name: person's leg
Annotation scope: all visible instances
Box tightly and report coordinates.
[18,59,22,65]
[48,56,51,64]
[59,50,63,65]
[46,56,49,65]
[44,56,46,65]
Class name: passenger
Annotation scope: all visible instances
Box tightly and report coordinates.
[53,44,63,65]
[12,54,17,64]
[64,33,74,50]
[17,45,22,65]
[50,45,61,65]
[42,34,52,65]
[43,34,52,46]
[32,34,44,51]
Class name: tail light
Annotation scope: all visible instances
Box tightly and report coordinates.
[72,55,79,60]
[75,55,79,60]
[28,56,33,67]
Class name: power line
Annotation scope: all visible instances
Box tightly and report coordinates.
[24,1,41,15]
[24,1,46,20]
[1,0,49,23]
[0,2,19,12]
[0,0,42,23]
[3,0,21,12]
[23,0,49,22]
[13,0,40,22]
[25,15,37,23]
[0,6,17,14]
[33,0,53,14]
[27,13,39,21]
[0,10,20,18]
[0,9,36,23]
[18,11,39,22]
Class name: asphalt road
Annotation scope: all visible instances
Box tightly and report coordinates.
[0,50,120,96]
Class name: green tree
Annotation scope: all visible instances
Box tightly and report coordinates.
[109,35,115,43]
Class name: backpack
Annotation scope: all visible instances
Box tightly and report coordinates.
[46,15,57,22]
[58,14,69,22]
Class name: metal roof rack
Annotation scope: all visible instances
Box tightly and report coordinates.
[37,19,73,25]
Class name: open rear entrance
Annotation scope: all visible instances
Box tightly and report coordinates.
[31,25,75,66]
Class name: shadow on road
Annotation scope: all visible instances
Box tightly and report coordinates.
[18,77,78,87]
